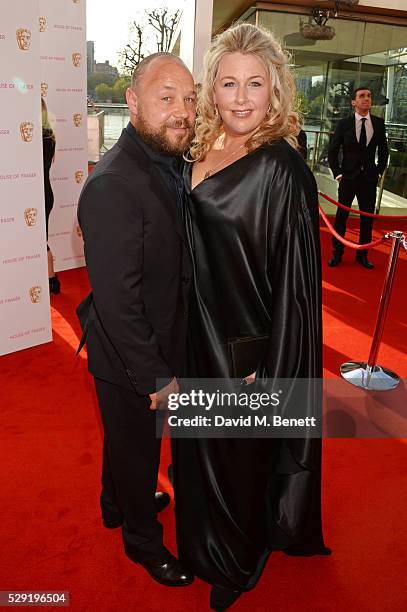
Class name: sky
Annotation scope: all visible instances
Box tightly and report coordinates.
[86,0,183,68]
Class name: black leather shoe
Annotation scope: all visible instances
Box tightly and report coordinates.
[328,254,342,267]
[49,274,60,294]
[210,586,242,611]
[356,256,374,269]
[102,492,170,529]
[135,551,194,587]
[154,491,170,513]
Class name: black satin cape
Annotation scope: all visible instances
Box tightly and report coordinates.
[172,140,328,591]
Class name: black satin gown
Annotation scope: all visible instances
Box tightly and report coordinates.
[172,140,328,591]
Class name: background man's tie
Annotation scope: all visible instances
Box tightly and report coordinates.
[359,117,367,150]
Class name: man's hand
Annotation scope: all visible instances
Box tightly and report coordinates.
[335,174,342,182]
[243,371,256,385]
[149,377,179,411]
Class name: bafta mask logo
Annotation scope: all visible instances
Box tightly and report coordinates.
[29,286,42,304]
[41,82,48,97]
[76,225,82,238]
[24,208,38,227]
[39,17,46,33]
[75,170,84,184]
[16,28,32,50]
[73,113,82,127]
[20,122,34,142]
[72,52,81,68]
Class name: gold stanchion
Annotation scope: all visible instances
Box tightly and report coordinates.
[341,231,405,391]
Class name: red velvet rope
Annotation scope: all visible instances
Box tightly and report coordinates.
[319,191,407,220]
[318,205,386,250]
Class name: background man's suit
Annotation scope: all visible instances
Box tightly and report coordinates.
[77,124,191,562]
[328,113,389,257]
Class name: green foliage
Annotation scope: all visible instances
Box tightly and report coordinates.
[95,83,113,102]
[112,77,131,103]
[295,92,310,116]
[88,72,116,92]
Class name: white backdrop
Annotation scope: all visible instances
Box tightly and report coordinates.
[0,0,52,356]
[39,0,87,272]
[0,0,87,357]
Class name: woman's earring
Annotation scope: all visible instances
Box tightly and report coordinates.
[266,104,272,117]
[214,104,219,117]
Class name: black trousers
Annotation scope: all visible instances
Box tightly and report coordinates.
[332,172,377,257]
[94,377,165,561]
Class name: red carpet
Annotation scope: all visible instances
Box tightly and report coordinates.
[1,219,406,611]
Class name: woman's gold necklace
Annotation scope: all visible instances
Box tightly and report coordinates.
[203,144,246,179]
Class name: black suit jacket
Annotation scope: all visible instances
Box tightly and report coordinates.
[328,114,389,182]
[77,128,192,395]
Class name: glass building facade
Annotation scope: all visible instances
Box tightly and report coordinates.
[245,8,407,211]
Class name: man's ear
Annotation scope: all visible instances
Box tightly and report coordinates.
[126,87,138,117]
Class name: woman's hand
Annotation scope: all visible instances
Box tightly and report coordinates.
[243,371,256,384]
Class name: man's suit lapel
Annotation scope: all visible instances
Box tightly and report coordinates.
[367,115,380,150]
[148,166,187,245]
[117,129,187,244]
[349,115,358,144]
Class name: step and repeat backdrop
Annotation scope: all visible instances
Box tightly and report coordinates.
[0,0,86,356]
[39,0,87,272]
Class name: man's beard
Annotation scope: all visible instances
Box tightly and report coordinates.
[135,110,194,156]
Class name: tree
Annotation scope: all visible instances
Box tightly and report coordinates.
[296,91,310,117]
[147,8,180,53]
[95,83,113,102]
[120,7,181,75]
[88,72,116,96]
[112,76,131,103]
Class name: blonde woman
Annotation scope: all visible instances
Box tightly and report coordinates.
[172,24,330,610]
[42,97,60,294]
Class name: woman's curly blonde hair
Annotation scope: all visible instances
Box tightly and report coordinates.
[188,23,300,161]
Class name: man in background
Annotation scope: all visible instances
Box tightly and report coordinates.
[328,87,389,269]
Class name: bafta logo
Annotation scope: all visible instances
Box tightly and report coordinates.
[75,170,84,184]
[39,17,46,33]
[24,208,38,227]
[29,286,42,304]
[41,82,48,97]
[16,28,32,50]
[73,113,82,127]
[72,52,81,68]
[20,122,34,142]
[76,225,82,238]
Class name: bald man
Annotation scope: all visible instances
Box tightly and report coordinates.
[77,53,196,586]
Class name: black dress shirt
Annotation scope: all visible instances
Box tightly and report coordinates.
[126,122,185,217]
